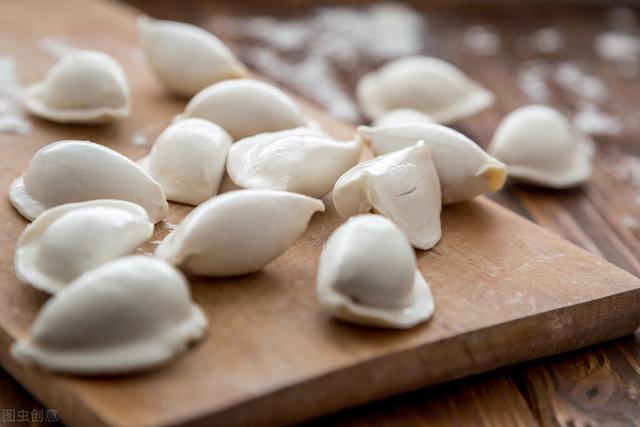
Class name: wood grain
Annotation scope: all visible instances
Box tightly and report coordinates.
[1,3,632,425]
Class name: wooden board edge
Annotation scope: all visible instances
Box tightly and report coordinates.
[157,288,640,427]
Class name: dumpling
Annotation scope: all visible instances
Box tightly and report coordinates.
[9,140,168,223]
[357,123,507,204]
[489,105,592,188]
[11,256,207,375]
[317,214,435,329]
[139,119,232,205]
[24,50,130,124]
[155,190,325,276]
[372,108,434,127]
[15,200,153,294]
[137,16,247,97]
[176,79,311,140]
[333,141,442,250]
[357,56,494,124]
[227,128,363,198]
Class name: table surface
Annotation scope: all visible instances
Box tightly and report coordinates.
[2,0,640,426]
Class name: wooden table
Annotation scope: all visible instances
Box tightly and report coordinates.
[2,0,640,425]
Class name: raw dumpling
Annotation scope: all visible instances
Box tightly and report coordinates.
[155,190,325,276]
[9,140,168,223]
[333,141,442,250]
[317,214,435,328]
[227,128,363,198]
[25,50,130,124]
[139,119,232,205]
[137,16,247,97]
[11,256,207,375]
[357,56,494,124]
[372,108,434,127]
[357,123,507,204]
[176,79,311,140]
[15,200,153,294]
[489,105,592,188]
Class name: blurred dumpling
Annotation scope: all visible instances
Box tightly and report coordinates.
[176,79,312,140]
[372,108,434,127]
[12,256,207,375]
[137,16,247,97]
[25,50,130,124]
[139,119,232,205]
[357,56,494,124]
[489,105,592,188]
[9,140,167,223]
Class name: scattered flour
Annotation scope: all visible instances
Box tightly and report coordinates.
[529,27,564,54]
[131,131,148,146]
[162,222,177,230]
[595,32,640,63]
[553,62,607,102]
[517,60,550,102]
[622,214,640,230]
[573,102,624,136]
[222,2,426,121]
[463,25,501,56]
[37,36,76,59]
[0,56,31,135]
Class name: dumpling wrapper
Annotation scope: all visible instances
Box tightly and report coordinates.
[357,123,507,204]
[137,16,247,97]
[372,108,434,127]
[139,118,232,205]
[227,128,363,198]
[317,214,434,329]
[15,200,153,294]
[357,56,494,124]
[489,105,592,188]
[155,190,325,276]
[333,141,442,250]
[25,50,130,124]
[9,140,168,223]
[176,79,312,140]
[11,256,207,375]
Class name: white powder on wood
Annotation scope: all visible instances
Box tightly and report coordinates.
[553,62,607,102]
[573,102,624,136]
[221,3,426,121]
[517,61,550,102]
[132,131,148,146]
[0,56,31,135]
[529,27,564,54]
[463,25,501,56]
[37,36,76,59]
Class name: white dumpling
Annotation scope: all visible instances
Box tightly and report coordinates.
[155,190,325,276]
[317,214,435,329]
[176,79,311,140]
[24,50,130,124]
[139,119,232,205]
[357,56,494,124]
[11,256,207,375]
[137,16,247,97]
[227,128,363,198]
[9,140,168,223]
[15,200,153,294]
[333,141,442,250]
[372,108,434,127]
[357,123,507,204]
[489,105,592,188]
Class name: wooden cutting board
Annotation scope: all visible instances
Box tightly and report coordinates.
[1,1,639,426]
